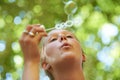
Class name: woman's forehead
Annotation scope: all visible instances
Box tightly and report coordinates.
[48,29,74,36]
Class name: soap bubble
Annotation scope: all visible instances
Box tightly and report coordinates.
[65,20,73,27]
[55,23,65,29]
[64,1,78,15]
[60,22,66,28]
[54,20,73,30]
[55,24,62,29]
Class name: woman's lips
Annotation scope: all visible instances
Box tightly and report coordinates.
[61,43,72,49]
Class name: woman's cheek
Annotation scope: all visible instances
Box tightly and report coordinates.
[45,43,58,56]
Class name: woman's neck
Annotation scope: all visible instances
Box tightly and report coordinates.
[53,65,85,80]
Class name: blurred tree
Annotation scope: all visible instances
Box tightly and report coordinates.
[0,0,120,80]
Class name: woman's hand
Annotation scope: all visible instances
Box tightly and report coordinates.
[19,24,47,63]
[19,24,47,80]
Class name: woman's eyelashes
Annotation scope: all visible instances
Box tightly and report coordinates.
[49,34,74,42]
[50,37,57,42]
[66,35,73,38]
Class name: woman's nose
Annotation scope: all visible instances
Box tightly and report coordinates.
[59,34,67,41]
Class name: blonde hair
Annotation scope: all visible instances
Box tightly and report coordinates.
[40,38,54,80]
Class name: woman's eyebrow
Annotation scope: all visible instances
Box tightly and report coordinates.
[47,34,57,40]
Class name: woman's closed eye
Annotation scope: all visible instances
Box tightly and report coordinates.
[50,37,57,42]
[66,35,73,38]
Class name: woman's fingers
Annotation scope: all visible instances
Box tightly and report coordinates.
[36,32,47,42]
[34,25,47,41]
[29,25,45,36]
[19,24,48,63]
[29,25,47,42]
[22,25,33,37]
[19,24,47,45]
[19,25,32,43]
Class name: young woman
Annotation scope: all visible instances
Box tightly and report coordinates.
[19,24,86,80]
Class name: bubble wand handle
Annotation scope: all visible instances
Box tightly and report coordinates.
[46,27,55,31]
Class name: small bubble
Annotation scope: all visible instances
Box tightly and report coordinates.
[65,20,73,27]
[60,22,66,29]
[55,24,61,29]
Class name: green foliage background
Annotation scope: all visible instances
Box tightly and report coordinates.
[0,0,120,80]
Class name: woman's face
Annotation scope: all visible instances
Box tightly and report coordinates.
[43,30,84,67]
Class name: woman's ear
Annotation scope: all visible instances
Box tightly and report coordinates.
[82,54,86,62]
[42,62,51,71]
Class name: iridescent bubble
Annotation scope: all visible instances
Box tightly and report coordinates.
[46,20,73,31]
[64,1,78,15]
[54,21,73,30]
[65,20,73,27]
[55,24,62,29]
[55,22,66,29]
[60,22,66,28]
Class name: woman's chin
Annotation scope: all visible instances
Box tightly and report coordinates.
[61,52,78,62]
[53,52,80,70]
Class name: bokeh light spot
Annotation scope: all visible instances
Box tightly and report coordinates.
[8,0,16,3]
[0,65,4,73]
[73,15,83,27]
[0,40,6,52]
[14,16,22,24]
[6,73,13,80]
[13,55,23,65]
[19,11,26,18]
[5,15,13,23]
[98,23,118,44]
[97,47,114,67]
[11,42,20,53]
[33,5,42,13]
[0,18,5,28]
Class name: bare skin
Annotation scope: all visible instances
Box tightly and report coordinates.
[19,24,47,80]
[19,24,85,80]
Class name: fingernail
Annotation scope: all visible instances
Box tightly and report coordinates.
[33,24,40,27]
[41,25,45,29]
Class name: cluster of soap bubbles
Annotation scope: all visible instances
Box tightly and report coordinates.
[46,20,73,31]
[55,20,73,29]
[46,0,78,31]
